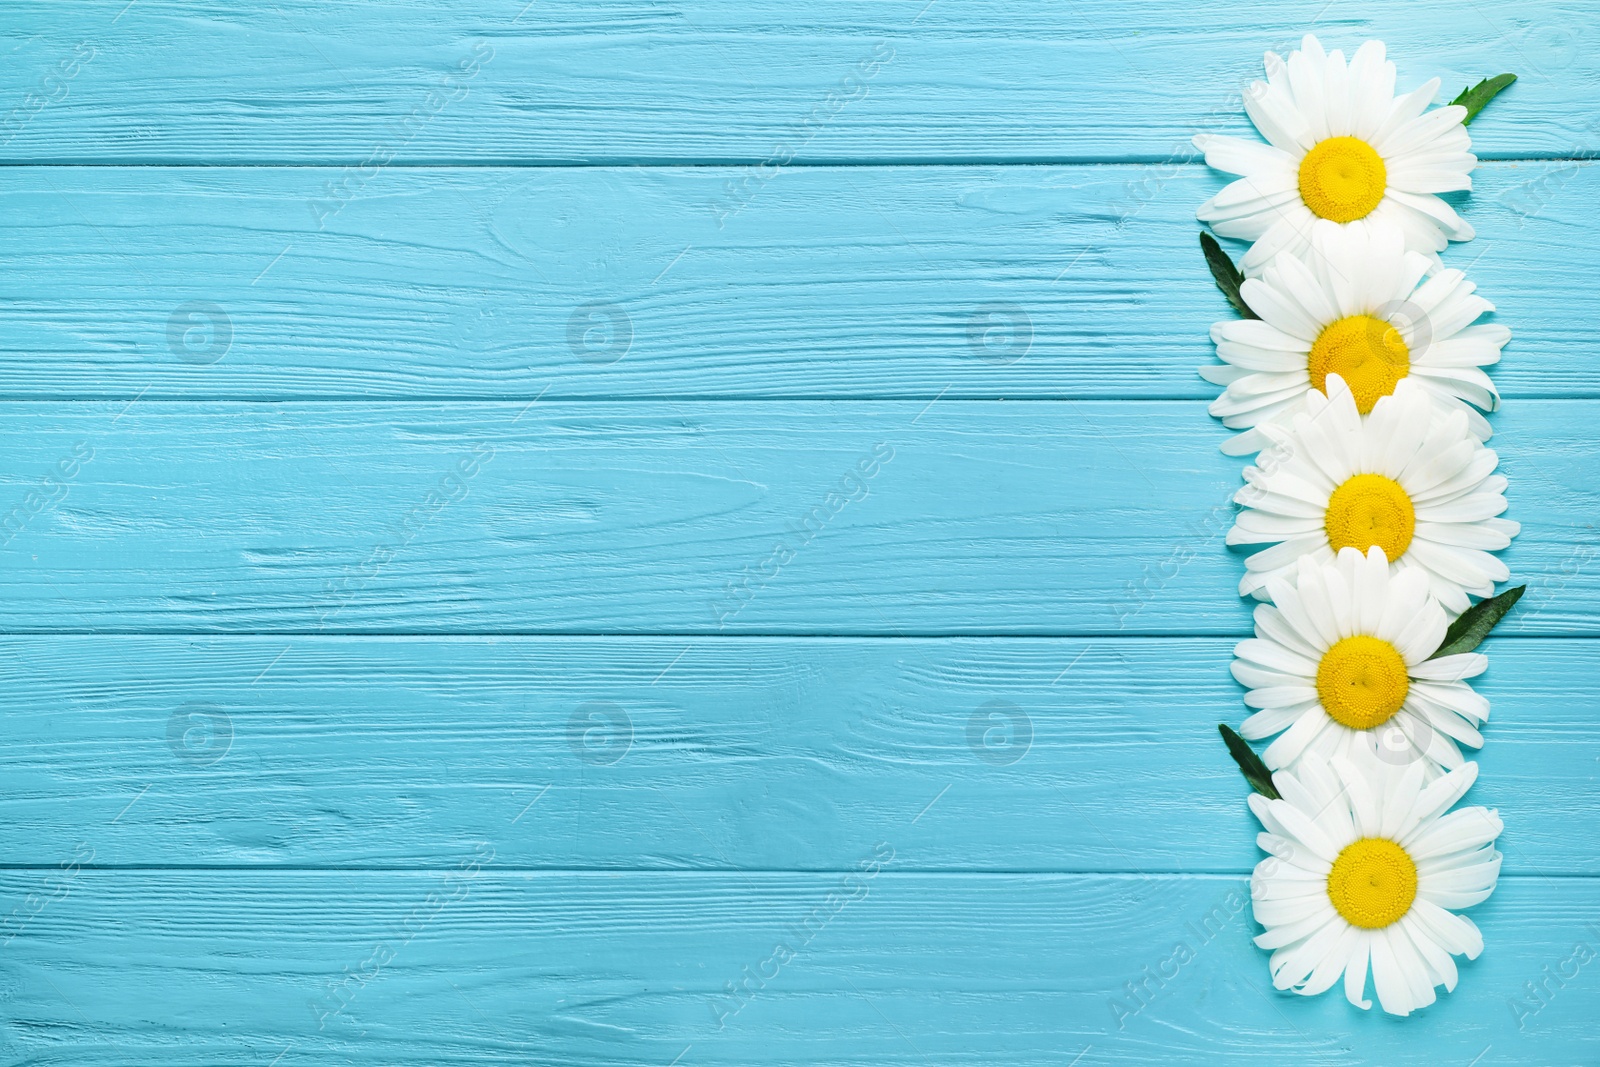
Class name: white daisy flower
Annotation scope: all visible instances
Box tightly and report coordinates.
[1234,546,1489,775]
[1196,34,1476,275]
[1228,374,1517,614]
[1205,219,1506,455]
[1249,753,1501,1016]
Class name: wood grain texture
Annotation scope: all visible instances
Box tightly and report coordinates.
[0,636,1593,873]
[6,0,1598,1056]
[0,162,1594,400]
[0,1,1596,164]
[0,870,1594,1065]
[0,400,1588,635]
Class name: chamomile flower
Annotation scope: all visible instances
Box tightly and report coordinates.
[1228,374,1517,614]
[1233,546,1489,775]
[1249,753,1501,1016]
[1205,219,1506,455]
[1196,34,1476,275]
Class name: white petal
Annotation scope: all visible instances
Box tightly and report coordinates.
[1194,132,1299,177]
[1344,932,1374,1009]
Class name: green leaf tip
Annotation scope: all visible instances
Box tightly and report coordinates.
[1428,585,1526,659]
[1219,723,1280,799]
[1200,231,1259,320]
[1451,73,1516,124]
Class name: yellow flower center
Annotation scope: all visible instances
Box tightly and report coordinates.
[1316,635,1411,730]
[1298,136,1388,223]
[1324,474,1415,561]
[1308,314,1410,414]
[1327,838,1417,929]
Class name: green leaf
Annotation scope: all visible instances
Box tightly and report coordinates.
[1219,724,1279,799]
[1428,585,1526,659]
[1200,232,1258,320]
[1450,74,1517,125]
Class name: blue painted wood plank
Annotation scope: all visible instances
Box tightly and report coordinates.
[0,1,1593,164]
[0,636,1591,873]
[0,870,1592,1064]
[2,3,1593,1062]
[0,399,1580,633]
[0,162,1590,400]
[0,401,1585,635]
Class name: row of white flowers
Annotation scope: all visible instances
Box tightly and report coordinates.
[1198,36,1516,1017]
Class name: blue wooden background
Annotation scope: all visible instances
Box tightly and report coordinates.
[1,2,1596,1063]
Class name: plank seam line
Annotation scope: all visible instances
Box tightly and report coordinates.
[0,631,1583,639]
[0,398,1589,407]
[5,394,1600,405]
[0,156,1589,168]
[0,867,1586,879]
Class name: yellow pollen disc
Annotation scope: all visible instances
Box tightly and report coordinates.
[1298,136,1388,223]
[1327,838,1417,929]
[1316,635,1411,730]
[1308,314,1410,414]
[1324,473,1416,562]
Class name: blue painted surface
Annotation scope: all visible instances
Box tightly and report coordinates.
[0,4,1596,1065]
